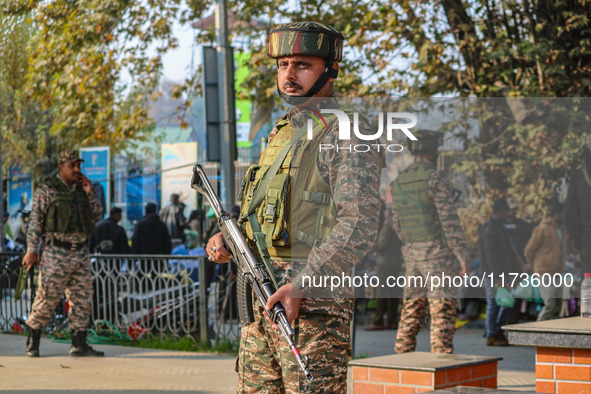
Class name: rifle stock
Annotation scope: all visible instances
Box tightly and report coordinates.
[190,164,313,381]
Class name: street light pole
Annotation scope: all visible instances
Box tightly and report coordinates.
[0,89,4,252]
[215,0,236,211]
[198,0,237,347]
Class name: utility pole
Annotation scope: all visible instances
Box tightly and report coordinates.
[199,0,237,347]
[215,0,236,211]
[0,91,4,252]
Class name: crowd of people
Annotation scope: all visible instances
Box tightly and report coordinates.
[88,193,204,257]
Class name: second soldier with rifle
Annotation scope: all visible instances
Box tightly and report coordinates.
[22,150,105,358]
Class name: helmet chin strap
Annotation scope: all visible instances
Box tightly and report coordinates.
[278,60,338,105]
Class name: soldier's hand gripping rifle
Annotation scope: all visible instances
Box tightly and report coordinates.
[190,164,313,381]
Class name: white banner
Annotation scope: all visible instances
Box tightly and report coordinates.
[160,142,197,213]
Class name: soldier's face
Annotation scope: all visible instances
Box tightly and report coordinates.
[277,55,337,97]
[59,160,82,185]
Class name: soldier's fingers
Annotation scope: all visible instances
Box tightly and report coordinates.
[207,235,221,251]
[215,253,231,263]
[210,244,230,257]
[218,247,231,257]
[210,244,231,259]
[266,293,278,311]
[213,236,230,255]
[208,249,230,263]
[207,244,230,261]
[263,311,279,330]
[22,258,33,268]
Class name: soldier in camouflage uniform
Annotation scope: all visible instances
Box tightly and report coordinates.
[22,150,104,358]
[389,130,468,354]
[207,22,381,393]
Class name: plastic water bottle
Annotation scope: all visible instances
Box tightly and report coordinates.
[581,273,591,318]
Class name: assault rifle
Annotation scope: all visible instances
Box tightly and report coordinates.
[190,164,313,381]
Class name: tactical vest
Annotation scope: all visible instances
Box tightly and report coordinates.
[239,112,341,261]
[390,162,444,243]
[43,176,95,237]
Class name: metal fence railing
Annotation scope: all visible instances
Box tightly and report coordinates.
[0,253,240,345]
[0,252,28,333]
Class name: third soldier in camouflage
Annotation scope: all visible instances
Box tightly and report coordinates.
[389,130,469,354]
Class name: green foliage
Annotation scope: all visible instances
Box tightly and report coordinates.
[0,10,50,173]
[208,0,590,230]
[0,1,189,178]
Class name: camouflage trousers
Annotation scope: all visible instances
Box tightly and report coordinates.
[395,256,459,354]
[237,306,351,393]
[395,297,457,353]
[26,244,93,332]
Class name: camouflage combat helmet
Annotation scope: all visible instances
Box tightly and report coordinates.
[269,21,344,62]
[269,21,345,103]
[58,150,84,164]
[408,130,443,154]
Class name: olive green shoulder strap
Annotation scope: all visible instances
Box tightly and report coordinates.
[247,126,309,217]
[43,176,63,190]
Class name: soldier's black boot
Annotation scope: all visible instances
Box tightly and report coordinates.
[69,331,105,357]
[25,327,41,357]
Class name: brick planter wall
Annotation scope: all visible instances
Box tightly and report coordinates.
[536,348,591,394]
[349,352,500,394]
[352,363,498,393]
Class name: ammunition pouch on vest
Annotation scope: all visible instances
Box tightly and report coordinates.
[43,176,95,237]
[391,162,444,244]
[239,110,346,261]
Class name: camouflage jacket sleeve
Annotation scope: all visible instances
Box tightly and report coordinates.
[88,191,103,223]
[26,184,52,254]
[388,199,404,243]
[293,120,382,289]
[429,170,467,263]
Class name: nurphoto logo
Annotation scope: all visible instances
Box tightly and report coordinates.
[305,109,418,152]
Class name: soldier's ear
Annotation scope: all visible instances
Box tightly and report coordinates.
[328,62,339,82]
